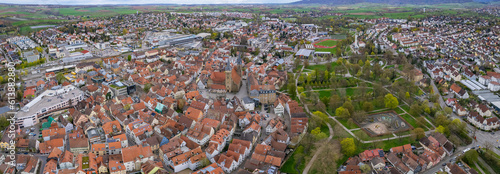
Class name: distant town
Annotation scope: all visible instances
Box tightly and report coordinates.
[0,2,500,174]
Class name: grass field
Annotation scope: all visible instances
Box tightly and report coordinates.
[315,40,338,47]
[318,90,333,98]
[281,149,305,174]
[58,7,141,17]
[315,47,337,54]
[401,105,411,113]
[12,19,66,26]
[337,118,360,130]
[400,114,420,129]
[316,87,373,98]
[395,107,405,114]
[305,62,339,71]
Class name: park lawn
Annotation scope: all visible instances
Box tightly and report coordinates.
[476,157,491,174]
[423,119,433,129]
[396,131,412,136]
[345,88,373,96]
[318,90,333,98]
[315,40,338,47]
[485,149,500,160]
[467,162,482,174]
[315,47,337,55]
[306,62,339,72]
[400,114,421,129]
[281,144,316,174]
[395,107,405,114]
[321,124,330,137]
[337,118,360,130]
[384,65,395,69]
[318,88,373,98]
[281,151,301,174]
[370,107,392,113]
[401,105,411,113]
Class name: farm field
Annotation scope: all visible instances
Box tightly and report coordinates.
[58,7,141,17]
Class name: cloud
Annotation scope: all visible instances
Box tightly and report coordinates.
[4,0,297,4]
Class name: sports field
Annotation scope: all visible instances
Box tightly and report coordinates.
[315,40,337,47]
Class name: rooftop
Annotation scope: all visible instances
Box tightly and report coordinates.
[16,85,84,119]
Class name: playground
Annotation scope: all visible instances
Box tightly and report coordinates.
[356,111,413,137]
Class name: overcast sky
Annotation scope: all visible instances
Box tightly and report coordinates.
[4,0,298,5]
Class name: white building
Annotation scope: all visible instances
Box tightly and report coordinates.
[15,85,84,128]
[242,97,255,111]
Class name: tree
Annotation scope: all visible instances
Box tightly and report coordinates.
[143,83,152,93]
[177,99,186,110]
[123,29,128,34]
[462,149,479,164]
[352,111,367,123]
[358,59,364,66]
[106,92,112,100]
[199,158,210,168]
[412,128,426,140]
[127,55,132,61]
[384,94,399,109]
[56,72,66,84]
[444,107,453,116]
[313,111,329,122]
[288,82,297,99]
[341,138,356,156]
[342,101,354,115]
[360,164,371,173]
[362,102,374,112]
[124,104,131,111]
[316,102,326,112]
[324,70,329,81]
[0,117,10,131]
[449,118,466,135]
[416,116,427,128]
[335,107,350,119]
[409,103,423,117]
[35,46,44,53]
[311,127,327,140]
[312,139,341,173]
[329,95,342,110]
[405,92,410,99]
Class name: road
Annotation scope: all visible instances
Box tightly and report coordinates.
[423,74,500,173]
[430,79,447,110]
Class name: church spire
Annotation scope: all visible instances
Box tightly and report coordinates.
[225,57,231,72]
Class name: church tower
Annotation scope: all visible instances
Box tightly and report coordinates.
[236,52,243,77]
[225,58,232,92]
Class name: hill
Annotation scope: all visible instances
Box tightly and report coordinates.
[291,0,476,5]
